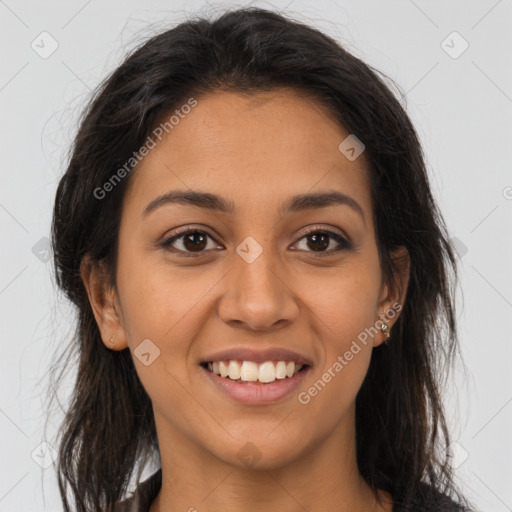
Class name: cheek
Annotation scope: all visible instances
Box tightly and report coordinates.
[115,253,225,400]
[305,261,381,350]
[298,260,380,408]
[115,253,212,419]
[297,294,374,434]
[116,250,221,343]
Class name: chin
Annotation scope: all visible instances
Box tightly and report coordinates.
[208,434,309,471]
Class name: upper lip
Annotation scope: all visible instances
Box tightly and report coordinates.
[200,347,313,366]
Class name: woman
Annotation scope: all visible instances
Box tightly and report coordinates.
[50,7,475,512]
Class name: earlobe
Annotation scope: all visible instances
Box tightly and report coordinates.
[80,256,128,351]
[374,246,410,346]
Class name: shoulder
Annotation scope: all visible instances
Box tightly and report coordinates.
[114,468,162,512]
[392,482,476,512]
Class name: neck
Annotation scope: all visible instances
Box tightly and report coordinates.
[149,406,393,512]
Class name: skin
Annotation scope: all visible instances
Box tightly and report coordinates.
[82,89,409,512]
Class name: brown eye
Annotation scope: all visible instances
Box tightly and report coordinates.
[305,232,330,251]
[160,229,219,256]
[182,232,208,251]
[294,229,352,255]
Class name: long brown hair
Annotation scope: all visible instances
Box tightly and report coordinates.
[48,7,472,511]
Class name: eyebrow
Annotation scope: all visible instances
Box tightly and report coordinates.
[142,189,365,225]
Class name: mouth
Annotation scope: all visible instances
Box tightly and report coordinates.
[200,360,310,384]
[199,359,311,404]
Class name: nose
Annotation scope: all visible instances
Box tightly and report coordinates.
[218,245,299,331]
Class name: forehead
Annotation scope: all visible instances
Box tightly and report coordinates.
[123,89,373,222]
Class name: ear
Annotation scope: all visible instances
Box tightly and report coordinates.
[374,245,410,347]
[80,255,128,351]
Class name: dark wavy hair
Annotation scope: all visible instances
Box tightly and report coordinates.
[48,6,472,512]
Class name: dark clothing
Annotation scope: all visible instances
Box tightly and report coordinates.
[114,468,473,512]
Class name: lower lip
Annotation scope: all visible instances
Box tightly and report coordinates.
[200,365,311,404]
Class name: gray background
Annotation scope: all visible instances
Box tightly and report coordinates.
[1,0,511,511]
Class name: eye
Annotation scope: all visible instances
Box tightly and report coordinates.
[292,227,352,256]
[159,225,352,258]
[159,228,222,257]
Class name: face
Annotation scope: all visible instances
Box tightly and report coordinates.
[86,89,408,470]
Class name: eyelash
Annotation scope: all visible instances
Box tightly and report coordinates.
[159,226,352,258]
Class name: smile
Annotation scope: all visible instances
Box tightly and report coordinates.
[200,360,311,404]
[202,360,307,384]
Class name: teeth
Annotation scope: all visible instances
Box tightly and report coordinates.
[275,361,287,379]
[219,361,229,377]
[228,360,241,380]
[240,361,259,381]
[206,360,305,383]
[258,361,276,383]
